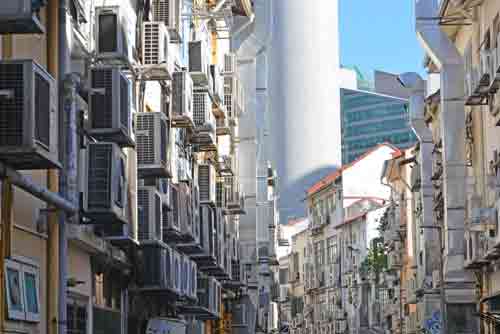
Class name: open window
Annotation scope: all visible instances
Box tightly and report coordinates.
[4,258,41,322]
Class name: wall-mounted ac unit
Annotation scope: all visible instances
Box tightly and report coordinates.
[198,164,216,205]
[152,0,181,41]
[192,92,216,148]
[136,112,172,178]
[172,248,182,295]
[0,0,45,34]
[232,304,248,327]
[197,276,221,318]
[189,260,198,301]
[0,60,60,170]
[178,182,197,243]
[163,183,181,241]
[189,40,210,86]
[215,208,226,269]
[137,242,177,294]
[172,71,194,128]
[138,185,163,242]
[216,180,226,209]
[95,6,133,64]
[89,67,134,147]
[191,205,216,263]
[211,65,224,104]
[84,142,128,225]
[181,255,190,297]
[142,21,173,80]
[177,184,203,254]
[222,53,236,75]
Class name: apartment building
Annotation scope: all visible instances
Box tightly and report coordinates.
[0,1,271,334]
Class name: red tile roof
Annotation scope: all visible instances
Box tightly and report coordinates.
[306,143,401,196]
[334,212,368,229]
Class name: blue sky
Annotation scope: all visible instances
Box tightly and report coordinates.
[339,0,425,78]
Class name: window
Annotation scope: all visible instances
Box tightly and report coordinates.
[68,297,88,334]
[4,258,41,322]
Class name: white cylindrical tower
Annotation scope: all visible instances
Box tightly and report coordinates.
[270,0,342,223]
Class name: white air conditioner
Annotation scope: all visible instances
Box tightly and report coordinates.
[89,66,134,147]
[189,40,210,86]
[211,65,224,104]
[193,91,215,130]
[232,304,248,327]
[163,183,181,241]
[0,0,45,34]
[135,112,171,178]
[95,6,134,64]
[142,22,173,80]
[138,185,163,242]
[222,53,236,75]
[84,142,128,225]
[0,59,60,170]
[152,0,181,41]
[172,71,194,128]
[198,164,216,205]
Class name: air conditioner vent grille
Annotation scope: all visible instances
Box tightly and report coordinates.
[35,72,50,147]
[153,0,171,26]
[143,23,160,65]
[120,74,130,130]
[136,113,155,164]
[0,63,23,146]
[199,165,211,202]
[193,92,209,127]
[138,189,149,240]
[155,193,162,240]
[160,118,168,164]
[87,144,112,209]
[98,13,118,54]
[91,68,113,129]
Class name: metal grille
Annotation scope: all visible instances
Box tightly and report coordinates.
[98,13,117,53]
[35,72,50,148]
[216,181,225,208]
[143,22,161,65]
[87,144,112,209]
[162,202,170,235]
[160,118,168,164]
[171,184,179,229]
[189,41,203,73]
[198,165,211,202]
[138,189,149,240]
[0,63,24,146]
[224,54,235,73]
[155,193,162,240]
[120,74,130,131]
[193,92,208,127]
[172,72,184,116]
[136,113,154,164]
[153,0,172,27]
[91,69,113,129]
[224,94,232,117]
[224,77,233,94]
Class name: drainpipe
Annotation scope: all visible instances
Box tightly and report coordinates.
[414,0,476,330]
[58,0,79,334]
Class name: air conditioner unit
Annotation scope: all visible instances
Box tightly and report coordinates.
[0,0,45,34]
[89,67,134,147]
[211,65,224,104]
[136,112,172,178]
[84,142,128,225]
[180,255,190,297]
[189,40,210,86]
[193,92,215,130]
[216,180,226,209]
[215,208,226,268]
[152,0,181,41]
[232,304,248,327]
[138,185,163,242]
[198,164,216,205]
[192,205,216,262]
[222,53,236,75]
[163,183,181,241]
[0,60,59,170]
[137,242,167,288]
[172,71,194,128]
[177,184,203,254]
[95,6,134,64]
[178,182,197,243]
[188,260,198,301]
[142,21,173,80]
[171,248,182,295]
[212,278,222,317]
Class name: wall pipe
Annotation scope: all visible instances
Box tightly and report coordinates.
[58,0,79,334]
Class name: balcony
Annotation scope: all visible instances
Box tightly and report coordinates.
[464,43,489,106]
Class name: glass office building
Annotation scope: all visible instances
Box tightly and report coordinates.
[341,88,417,164]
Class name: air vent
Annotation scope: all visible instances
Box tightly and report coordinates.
[152,0,181,41]
[84,142,128,225]
[136,112,171,178]
[198,164,216,205]
[89,67,134,147]
[0,0,45,34]
[171,71,194,128]
[0,60,59,169]
[222,53,236,75]
[142,21,173,80]
[137,243,180,295]
[163,183,181,241]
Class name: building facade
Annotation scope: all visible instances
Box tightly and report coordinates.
[0,2,273,334]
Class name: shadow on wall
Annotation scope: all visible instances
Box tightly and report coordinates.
[279,165,340,224]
